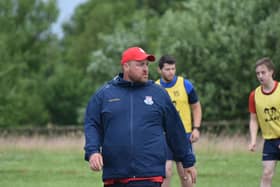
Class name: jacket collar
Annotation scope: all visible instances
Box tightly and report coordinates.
[111,73,153,87]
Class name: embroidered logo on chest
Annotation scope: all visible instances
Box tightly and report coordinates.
[144,96,154,105]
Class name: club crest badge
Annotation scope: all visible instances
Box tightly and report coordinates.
[144,96,154,105]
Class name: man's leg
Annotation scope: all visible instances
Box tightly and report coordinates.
[161,160,173,187]
[175,133,194,187]
[260,160,277,187]
[176,162,193,187]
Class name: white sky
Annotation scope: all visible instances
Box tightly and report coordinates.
[52,0,87,38]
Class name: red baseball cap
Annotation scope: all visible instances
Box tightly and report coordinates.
[121,47,155,64]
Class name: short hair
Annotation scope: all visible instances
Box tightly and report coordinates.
[158,55,176,69]
[255,57,275,78]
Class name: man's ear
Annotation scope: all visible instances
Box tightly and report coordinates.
[157,67,161,74]
[122,62,130,71]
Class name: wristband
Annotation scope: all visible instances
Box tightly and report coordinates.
[192,126,201,130]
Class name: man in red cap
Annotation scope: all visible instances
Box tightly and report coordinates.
[120,47,155,83]
[84,46,197,187]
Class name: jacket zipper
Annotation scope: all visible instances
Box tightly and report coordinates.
[130,90,135,172]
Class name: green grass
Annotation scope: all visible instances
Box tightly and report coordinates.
[0,136,279,187]
[0,149,101,187]
[192,151,262,187]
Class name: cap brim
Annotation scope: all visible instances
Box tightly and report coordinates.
[122,53,156,64]
[135,54,155,62]
[147,55,155,62]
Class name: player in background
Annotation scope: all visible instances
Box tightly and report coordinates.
[156,55,202,187]
[248,57,280,187]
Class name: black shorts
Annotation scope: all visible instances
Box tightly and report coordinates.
[104,181,161,187]
[262,138,280,161]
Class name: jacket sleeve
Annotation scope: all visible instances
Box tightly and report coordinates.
[84,92,103,161]
[162,91,196,168]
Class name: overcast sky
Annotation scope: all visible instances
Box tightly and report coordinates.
[52,0,87,38]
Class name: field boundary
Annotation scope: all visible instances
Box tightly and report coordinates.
[0,126,84,137]
[0,120,249,137]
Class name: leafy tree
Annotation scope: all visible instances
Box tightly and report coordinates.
[0,0,59,127]
[61,0,165,123]
[71,0,280,121]
[61,0,180,73]
[1,0,279,127]
[61,0,137,70]
[87,11,159,87]
[44,64,89,125]
[156,0,280,120]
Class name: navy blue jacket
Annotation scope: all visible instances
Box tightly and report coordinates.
[84,74,195,180]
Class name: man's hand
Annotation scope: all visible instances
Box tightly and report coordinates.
[89,153,103,171]
[183,166,197,184]
[190,128,200,143]
[248,142,257,152]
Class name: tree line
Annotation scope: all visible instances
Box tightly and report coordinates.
[0,0,279,127]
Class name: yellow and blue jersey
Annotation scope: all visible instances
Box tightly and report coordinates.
[253,81,280,139]
[156,76,198,133]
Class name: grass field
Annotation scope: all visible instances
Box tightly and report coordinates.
[0,135,279,187]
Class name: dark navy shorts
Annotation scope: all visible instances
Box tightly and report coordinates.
[104,181,161,187]
[262,138,280,161]
[166,133,193,160]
